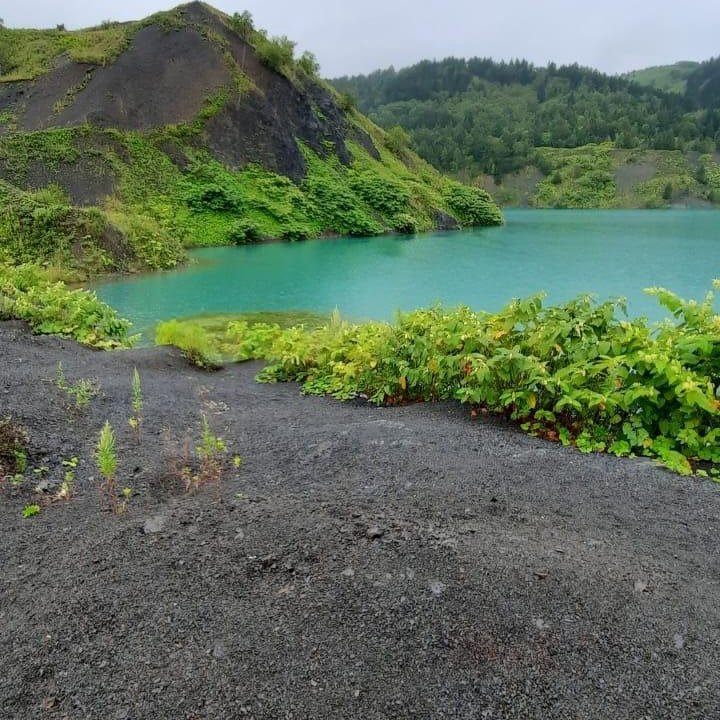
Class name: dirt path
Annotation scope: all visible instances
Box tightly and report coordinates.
[1,321,719,719]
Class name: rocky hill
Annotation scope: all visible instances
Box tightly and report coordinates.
[0,3,501,277]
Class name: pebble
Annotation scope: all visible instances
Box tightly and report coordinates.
[142,515,166,534]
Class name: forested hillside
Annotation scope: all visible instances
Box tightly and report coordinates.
[333,57,720,206]
[0,3,501,284]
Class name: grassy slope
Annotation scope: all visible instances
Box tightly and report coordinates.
[486,143,720,208]
[0,24,136,82]
[626,62,701,94]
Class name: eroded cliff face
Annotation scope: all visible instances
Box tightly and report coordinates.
[0,2,372,193]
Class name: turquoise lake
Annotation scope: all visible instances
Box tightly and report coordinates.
[95,209,720,332]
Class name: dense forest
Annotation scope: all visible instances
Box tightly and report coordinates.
[332,57,720,180]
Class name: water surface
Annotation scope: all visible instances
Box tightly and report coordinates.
[96,209,720,332]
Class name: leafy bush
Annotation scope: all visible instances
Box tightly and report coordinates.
[392,213,419,234]
[337,92,357,113]
[281,224,313,241]
[302,150,383,236]
[0,263,133,348]
[228,11,254,39]
[256,34,295,72]
[348,170,410,217]
[186,183,243,213]
[227,219,262,244]
[444,182,503,226]
[385,125,411,155]
[221,285,720,476]
[297,51,319,77]
[155,320,222,369]
[0,182,105,266]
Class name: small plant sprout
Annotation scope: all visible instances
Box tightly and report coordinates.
[197,414,226,483]
[119,486,133,513]
[55,362,100,408]
[233,455,242,469]
[22,504,40,518]
[181,414,229,493]
[55,361,67,389]
[56,456,78,500]
[129,368,143,441]
[70,379,98,408]
[13,448,27,474]
[96,421,118,513]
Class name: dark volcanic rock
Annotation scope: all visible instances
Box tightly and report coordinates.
[2,2,359,192]
[433,209,461,230]
[38,25,230,131]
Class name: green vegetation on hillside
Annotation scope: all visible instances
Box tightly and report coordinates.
[332,57,720,191]
[0,23,135,81]
[156,283,720,477]
[0,121,499,277]
[626,62,700,94]
[515,144,720,208]
[0,5,501,285]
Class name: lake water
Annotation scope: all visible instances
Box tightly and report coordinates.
[96,209,720,332]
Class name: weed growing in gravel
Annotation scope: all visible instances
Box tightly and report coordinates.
[96,421,119,513]
[174,415,230,493]
[128,368,143,441]
[195,414,227,487]
[56,457,78,500]
[119,486,133,513]
[0,417,30,487]
[22,504,40,519]
[55,362,100,408]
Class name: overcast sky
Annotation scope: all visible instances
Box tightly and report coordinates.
[2,1,719,78]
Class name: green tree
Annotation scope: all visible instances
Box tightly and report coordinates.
[297,51,319,77]
[385,125,411,154]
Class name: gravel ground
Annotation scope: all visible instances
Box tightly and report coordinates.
[1,320,719,719]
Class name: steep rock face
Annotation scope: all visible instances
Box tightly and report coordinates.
[1,2,360,186]
[22,25,228,131]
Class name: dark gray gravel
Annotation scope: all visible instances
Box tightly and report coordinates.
[1,321,719,719]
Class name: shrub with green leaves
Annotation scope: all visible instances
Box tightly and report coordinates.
[155,320,222,369]
[0,263,133,348]
[227,219,262,244]
[443,182,503,226]
[0,181,106,267]
[213,284,720,476]
[255,34,295,71]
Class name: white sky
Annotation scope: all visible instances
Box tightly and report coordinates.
[2,0,718,78]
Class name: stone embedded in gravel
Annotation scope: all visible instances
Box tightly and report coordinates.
[142,515,166,535]
[366,526,383,540]
[634,580,649,593]
[341,568,355,578]
[429,581,446,596]
[211,641,227,659]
